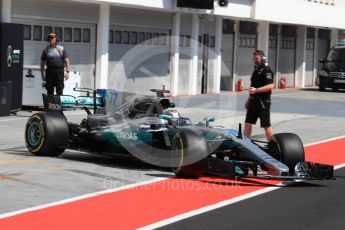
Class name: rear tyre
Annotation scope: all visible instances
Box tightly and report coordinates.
[171,131,207,179]
[25,112,69,156]
[268,133,305,175]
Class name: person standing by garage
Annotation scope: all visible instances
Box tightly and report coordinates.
[244,50,274,141]
[40,32,70,96]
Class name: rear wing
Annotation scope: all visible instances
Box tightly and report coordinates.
[42,94,63,112]
[60,95,103,109]
[42,93,104,114]
[43,88,119,114]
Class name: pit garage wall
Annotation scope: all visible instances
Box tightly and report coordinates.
[108,6,172,95]
[11,0,98,89]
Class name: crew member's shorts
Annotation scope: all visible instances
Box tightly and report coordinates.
[245,98,271,128]
[45,68,64,96]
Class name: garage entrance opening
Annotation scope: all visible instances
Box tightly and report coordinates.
[201,34,210,94]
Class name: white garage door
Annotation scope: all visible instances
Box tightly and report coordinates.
[15,21,96,88]
[12,0,98,88]
[317,29,330,80]
[200,18,217,94]
[279,37,296,87]
[278,26,297,87]
[108,25,171,94]
[268,36,277,79]
[176,14,192,94]
[268,24,279,82]
[305,38,315,87]
[237,34,257,88]
[107,6,173,95]
[221,34,234,91]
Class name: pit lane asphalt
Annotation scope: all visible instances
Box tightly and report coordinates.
[1,87,345,228]
[159,167,345,230]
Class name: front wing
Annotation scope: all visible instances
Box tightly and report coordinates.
[205,158,334,181]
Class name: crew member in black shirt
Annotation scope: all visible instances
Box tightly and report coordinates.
[244,50,274,141]
[41,33,70,96]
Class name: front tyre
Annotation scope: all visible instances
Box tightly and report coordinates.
[171,131,207,179]
[268,133,305,175]
[25,112,69,156]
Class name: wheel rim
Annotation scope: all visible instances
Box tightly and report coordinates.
[27,121,42,147]
[171,136,184,173]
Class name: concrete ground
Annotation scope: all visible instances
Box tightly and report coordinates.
[0,87,345,219]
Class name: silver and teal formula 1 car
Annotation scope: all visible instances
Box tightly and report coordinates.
[25,88,334,180]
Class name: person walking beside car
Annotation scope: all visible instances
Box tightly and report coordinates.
[244,50,274,141]
[40,32,70,96]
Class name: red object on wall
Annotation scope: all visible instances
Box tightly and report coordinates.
[236,79,244,92]
[279,76,286,89]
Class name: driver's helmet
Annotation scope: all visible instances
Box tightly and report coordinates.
[163,110,180,119]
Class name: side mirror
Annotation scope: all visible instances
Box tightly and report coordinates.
[319,59,326,64]
[198,117,216,127]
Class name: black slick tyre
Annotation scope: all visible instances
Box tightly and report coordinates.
[25,112,69,156]
[268,133,305,175]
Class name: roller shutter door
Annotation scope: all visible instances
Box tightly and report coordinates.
[279,25,297,87]
[200,17,216,94]
[305,28,316,87]
[236,22,257,89]
[268,24,278,84]
[108,25,171,94]
[317,29,330,81]
[268,36,277,78]
[221,34,234,91]
[12,0,98,88]
[177,14,192,95]
[107,6,173,94]
[305,38,315,86]
[16,21,96,88]
[221,19,235,91]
